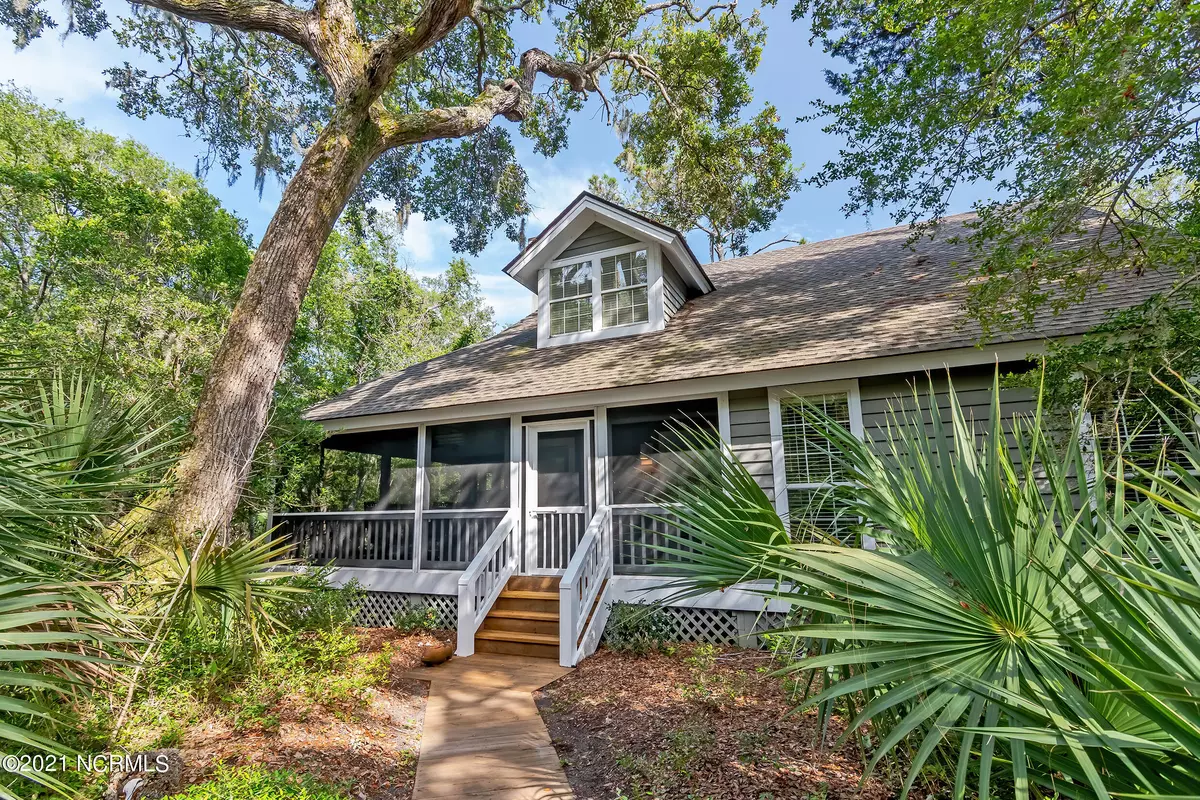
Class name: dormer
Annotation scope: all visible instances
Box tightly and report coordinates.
[503,193,713,348]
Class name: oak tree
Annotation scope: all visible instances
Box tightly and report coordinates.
[798,0,1200,337]
[588,78,796,259]
[3,0,774,536]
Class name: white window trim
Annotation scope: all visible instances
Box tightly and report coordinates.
[768,379,865,533]
[537,241,665,348]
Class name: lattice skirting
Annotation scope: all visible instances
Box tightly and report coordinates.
[602,605,790,648]
[355,591,458,628]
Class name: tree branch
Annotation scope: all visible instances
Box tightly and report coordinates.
[374,79,524,150]
[640,0,734,22]
[132,0,316,61]
[366,0,475,99]
[374,44,675,159]
[752,236,805,255]
[517,47,673,107]
[480,0,535,15]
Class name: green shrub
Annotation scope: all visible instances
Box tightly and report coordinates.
[267,568,363,632]
[129,570,388,738]
[392,601,439,632]
[603,601,674,655]
[167,764,349,799]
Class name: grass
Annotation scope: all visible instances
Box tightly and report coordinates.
[165,764,351,799]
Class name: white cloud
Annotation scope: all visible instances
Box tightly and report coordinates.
[526,166,592,228]
[0,35,111,105]
[397,212,455,264]
[483,284,536,325]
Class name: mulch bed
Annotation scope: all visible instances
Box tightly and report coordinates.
[535,645,897,800]
[178,627,454,800]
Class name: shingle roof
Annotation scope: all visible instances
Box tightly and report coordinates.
[305,213,1170,422]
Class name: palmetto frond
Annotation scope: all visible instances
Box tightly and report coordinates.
[150,531,303,643]
[650,371,1200,799]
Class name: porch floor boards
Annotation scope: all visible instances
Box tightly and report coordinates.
[407,653,573,800]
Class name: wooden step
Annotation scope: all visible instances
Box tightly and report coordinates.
[474,637,559,659]
[476,629,558,645]
[498,590,558,601]
[482,616,559,636]
[475,627,560,659]
[507,575,561,592]
[487,609,559,621]
[493,595,559,614]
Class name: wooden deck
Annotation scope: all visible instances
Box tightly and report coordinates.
[407,653,574,799]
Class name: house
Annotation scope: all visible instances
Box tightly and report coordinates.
[283,192,1165,667]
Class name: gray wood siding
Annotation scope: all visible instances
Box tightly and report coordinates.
[723,365,1037,510]
[558,222,638,260]
[729,388,774,499]
[859,366,1037,459]
[663,258,687,319]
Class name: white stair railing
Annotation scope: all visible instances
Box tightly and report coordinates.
[456,509,519,657]
[559,506,613,667]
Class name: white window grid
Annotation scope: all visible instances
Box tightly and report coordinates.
[768,382,865,545]
[549,260,593,336]
[600,249,649,328]
[538,241,664,348]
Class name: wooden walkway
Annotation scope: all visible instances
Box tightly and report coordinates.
[406,653,574,799]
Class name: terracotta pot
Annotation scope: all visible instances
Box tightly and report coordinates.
[421,643,453,666]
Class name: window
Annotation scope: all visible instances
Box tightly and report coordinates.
[540,244,663,347]
[601,249,649,327]
[771,387,861,542]
[549,261,592,336]
[1095,396,1200,474]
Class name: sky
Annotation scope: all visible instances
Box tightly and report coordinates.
[0,1,994,326]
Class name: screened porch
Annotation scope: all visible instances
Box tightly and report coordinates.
[269,398,721,581]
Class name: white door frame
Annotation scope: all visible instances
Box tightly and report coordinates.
[523,420,592,575]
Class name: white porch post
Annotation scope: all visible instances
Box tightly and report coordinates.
[510,414,522,572]
[413,424,426,573]
[594,407,609,507]
[716,391,732,446]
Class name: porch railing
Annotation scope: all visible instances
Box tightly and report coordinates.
[424,508,508,570]
[533,509,587,571]
[270,508,509,571]
[611,505,693,574]
[271,511,416,568]
[559,506,613,667]
[456,509,520,657]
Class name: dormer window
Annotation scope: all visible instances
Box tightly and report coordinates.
[549,261,594,336]
[539,243,663,346]
[505,192,714,349]
[601,249,649,327]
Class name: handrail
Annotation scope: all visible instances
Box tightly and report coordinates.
[559,506,613,667]
[425,507,509,517]
[455,508,519,657]
[272,510,416,518]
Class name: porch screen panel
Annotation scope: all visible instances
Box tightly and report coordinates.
[608,399,719,505]
[321,427,418,510]
[426,418,511,509]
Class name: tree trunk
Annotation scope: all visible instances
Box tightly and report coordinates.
[167,113,383,540]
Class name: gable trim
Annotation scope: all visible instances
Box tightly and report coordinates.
[503,192,711,294]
